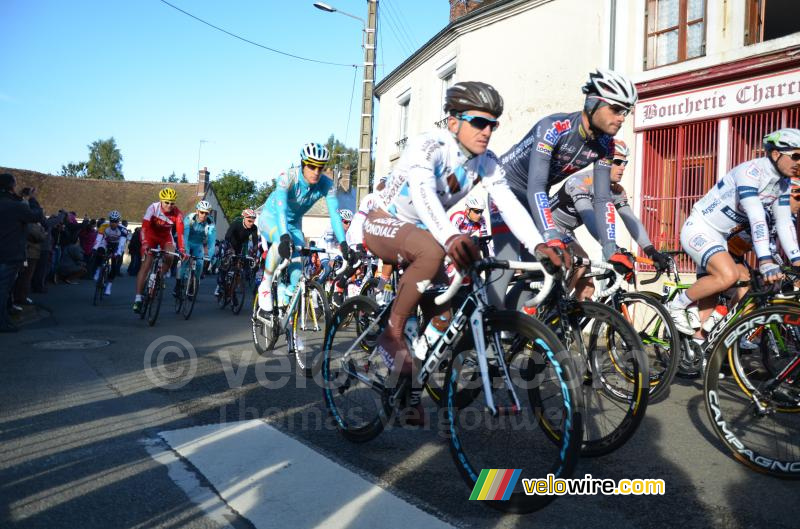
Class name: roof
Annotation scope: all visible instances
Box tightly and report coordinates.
[375,0,541,97]
[1,166,203,221]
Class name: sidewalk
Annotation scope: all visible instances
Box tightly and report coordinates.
[9,302,53,328]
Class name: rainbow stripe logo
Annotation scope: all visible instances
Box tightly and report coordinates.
[469,469,522,501]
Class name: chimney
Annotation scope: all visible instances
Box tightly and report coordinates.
[197,166,210,197]
[448,0,495,22]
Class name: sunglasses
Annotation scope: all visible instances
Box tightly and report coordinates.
[459,114,499,131]
[342,220,351,225]
[780,152,800,162]
[612,159,629,166]
[244,216,256,221]
[305,162,325,170]
[469,208,484,214]
[197,210,209,214]
[162,201,175,206]
[609,105,631,117]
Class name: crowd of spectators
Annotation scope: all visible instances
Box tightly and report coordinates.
[0,172,140,332]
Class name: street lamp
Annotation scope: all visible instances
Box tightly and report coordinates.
[313,1,377,204]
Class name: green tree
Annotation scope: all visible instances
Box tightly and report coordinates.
[162,171,179,183]
[59,161,87,178]
[253,180,276,207]
[87,137,124,180]
[210,170,259,220]
[324,134,358,185]
[180,172,189,183]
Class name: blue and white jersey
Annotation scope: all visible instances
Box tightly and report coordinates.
[375,128,543,251]
[259,171,346,243]
[692,157,800,263]
[183,213,217,255]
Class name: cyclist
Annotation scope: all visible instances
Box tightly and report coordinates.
[215,209,258,297]
[486,69,639,308]
[256,143,350,313]
[450,195,488,236]
[363,81,559,412]
[548,139,669,299]
[177,201,216,296]
[667,128,800,335]
[92,210,127,296]
[133,188,184,313]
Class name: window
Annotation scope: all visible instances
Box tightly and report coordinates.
[396,95,410,151]
[640,119,718,271]
[645,0,706,70]
[745,0,800,46]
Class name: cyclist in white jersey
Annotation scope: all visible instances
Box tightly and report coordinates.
[667,128,800,335]
[364,82,561,426]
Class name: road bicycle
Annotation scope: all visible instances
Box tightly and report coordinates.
[139,248,180,327]
[92,248,118,306]
[216,254,253,315]
[321,258,584,513]
[251,246,331,377]
[174,256,209,320]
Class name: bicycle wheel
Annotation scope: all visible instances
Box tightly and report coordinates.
[446,311,583,514]
[251,293,281,354]
[217,275,229,308]
[182,272,198,320]
[704,305,800,478]
[92,267,105,306]
[321,295,392,443]
[617,292,680,401]
[147,275,164,327]
[173,278,184,314]
[231,270,246,315]
[294,280,331,378]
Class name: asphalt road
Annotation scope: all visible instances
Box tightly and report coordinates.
[1,274,797,528]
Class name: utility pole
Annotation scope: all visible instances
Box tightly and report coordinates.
[357,0,378,204]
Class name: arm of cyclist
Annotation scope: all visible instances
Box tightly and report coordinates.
[591,159,617,259]
[524,120,564,243]
[206,222,217,257]
[272,173,291,237]
[736,172,774,266]
[174,213,185,256]
[483,157,544,253]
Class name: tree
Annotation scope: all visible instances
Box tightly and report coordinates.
[211,170,261,220]
[87,137,124,180]
[59,161,87,178]
[324,134,359,185]
[180,172,188,183]
[162,172,179,183]
[253,180,276,207]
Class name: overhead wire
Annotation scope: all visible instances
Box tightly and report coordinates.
[158,0,360,68]
[377,2,413,56]
[383,0,418,52]
[344,65,358,147]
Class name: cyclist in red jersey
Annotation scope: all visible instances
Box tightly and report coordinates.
[449,195,488,236]
[133,188,185,313]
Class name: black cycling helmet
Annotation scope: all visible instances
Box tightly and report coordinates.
[443,81,504,117]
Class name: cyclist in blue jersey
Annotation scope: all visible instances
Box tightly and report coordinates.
[176,201,216,296]
[256,143,350,312]
[486,69,639,308]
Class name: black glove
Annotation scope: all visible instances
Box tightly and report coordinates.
[278,234,291,260]
[643,246,669,272]
[609,249,635,282]
[340,241,354,264]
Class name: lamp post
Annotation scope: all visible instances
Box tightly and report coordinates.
[313,1,377,204]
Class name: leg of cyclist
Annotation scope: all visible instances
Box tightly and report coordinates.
[281,226,305,307]
[106,248,120,296]
[93,246,106,282]
[134,244,155,312]
[485,228,520,309]
[566,236,594,301]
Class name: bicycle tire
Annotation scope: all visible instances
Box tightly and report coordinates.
[231,270,246,315]
[322,295,392,443]
[445,310,583,514]
[617,292,680,401]
[182,273,198,320]
[147,275,164,327]
[173,278,184,314]
[704,305,800,479]
[294,280,331,378]
[92,268,105,306]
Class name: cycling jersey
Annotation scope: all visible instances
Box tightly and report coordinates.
[496,111,617,258]
[259,171,346,244]
[141,202,184,252]
[182,213,217,256]
[93,221,128,255]
[376,128,543,251]
[347,192,380,247]
[224,218,258,256]
[549,170,653,249]
[690,157,800,263]
[449,210,488,236]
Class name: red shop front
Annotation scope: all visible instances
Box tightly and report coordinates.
[633,48,800,271]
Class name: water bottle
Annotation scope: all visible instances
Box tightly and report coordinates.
[702,305,728,333]
[413,320,445,361]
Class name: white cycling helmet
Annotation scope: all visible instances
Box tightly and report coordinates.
[613,139,630,158]
[300,143,330,164]
[196,200,211,212]
[338,209,354,221]
[108,210,121,222]
[583,68,639,109]
[763,128,800,152]
[465,195,486,210]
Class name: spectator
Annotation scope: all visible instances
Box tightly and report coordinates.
[13,217,46,307]
[127,227,142,275]
[0,173,44,332]
[56,242,87,284]
[78,219,97,268]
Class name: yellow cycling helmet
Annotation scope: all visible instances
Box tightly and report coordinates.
[159,187,177,201]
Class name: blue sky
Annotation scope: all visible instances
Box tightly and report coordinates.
[0,0,449,183]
